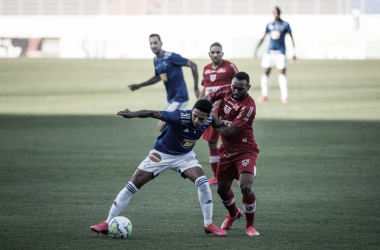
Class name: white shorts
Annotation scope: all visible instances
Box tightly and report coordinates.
[261,50,288,69]
[137,149,202,179]
[165,100,189,111]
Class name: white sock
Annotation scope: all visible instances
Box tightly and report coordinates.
[106,182,138,224]
[195,176,212,227]
[261,74,270,97]
[278,74,288,100]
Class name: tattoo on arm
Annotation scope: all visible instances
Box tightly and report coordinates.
[133,110,162,119]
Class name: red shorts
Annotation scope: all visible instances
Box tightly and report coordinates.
[217,152,258,181]
[201,125,220,142]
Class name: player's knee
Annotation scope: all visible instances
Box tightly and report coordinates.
[240,186,253,197]
[217,187,229,197]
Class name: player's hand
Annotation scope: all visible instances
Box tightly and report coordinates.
[194,89,200,98]
[128,84,141,91]
[211,111,222,129]
[117,109,135,118]
[292,55,296,62]
[253,52,257,60]
[212,100,221,111]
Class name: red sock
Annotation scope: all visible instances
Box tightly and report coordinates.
[243,192,256,228]
[209,148,219,177]
[220,190,238,216]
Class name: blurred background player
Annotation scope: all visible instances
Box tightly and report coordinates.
[254,6,296,104]
[200,42,239,185]
[91,99,226,237]
[203,72,260,236]
[128,34,200,131]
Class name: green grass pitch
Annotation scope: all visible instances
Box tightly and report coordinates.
[0,58,379,249]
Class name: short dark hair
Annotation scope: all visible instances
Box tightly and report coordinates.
[149,34,162,42]
[193,99,212,114]
[274,6,281,14]
[233,72,250,85]
[210,42,222,50]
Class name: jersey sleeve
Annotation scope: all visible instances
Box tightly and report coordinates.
[160,110,181,125]
[228,63,239,79]
[232,105,256,128]
[154,60,159,76]
[286,23,292,35]
[210,85,229,102]
[265,24,270,34]
[170,53,189,67]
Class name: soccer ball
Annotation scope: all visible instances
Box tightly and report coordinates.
[108,216,132,239]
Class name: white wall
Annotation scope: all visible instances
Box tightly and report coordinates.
[1,14,380,59]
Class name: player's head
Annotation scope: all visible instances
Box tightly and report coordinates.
[149,34,163,55]
[192,99,212,128]
[231,72,251,101]
[209,42,224,66]
[273,6,281,20]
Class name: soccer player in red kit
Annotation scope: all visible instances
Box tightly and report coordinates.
[202,71,260,236]
[200,42,239,185]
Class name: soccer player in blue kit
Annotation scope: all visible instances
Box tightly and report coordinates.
[128,34,200,131]
[90,99,226,237]
[254,6,296,104]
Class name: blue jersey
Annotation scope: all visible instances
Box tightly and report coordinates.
[265,20,292,54]
[153,110,212,155]
[154,51,189,103]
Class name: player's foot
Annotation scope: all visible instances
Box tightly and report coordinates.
[90,221,109,235]
[246,226,260,236]
[208,176,217,185]
[221,208,243,230]
[204,223,226,237]
[257,95,268,103]
[281,97,289,104]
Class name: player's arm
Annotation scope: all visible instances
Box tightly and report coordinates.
[210,111,222,129]
[185,60,200,98]
[117,109,162,120]
[289,33,296,62]
[254,33,267,59]
[216,123,241,138]
[128,75,161,91]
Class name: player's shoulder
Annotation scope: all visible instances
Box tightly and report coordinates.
[280,19,290,26]
[203,63,213,70]
[163,51,174,59]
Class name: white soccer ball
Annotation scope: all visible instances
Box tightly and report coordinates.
[108,216,132,239]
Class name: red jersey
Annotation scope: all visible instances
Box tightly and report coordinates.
[201,60,239,97]
[210,85,259,156]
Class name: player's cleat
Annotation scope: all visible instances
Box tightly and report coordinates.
[221,208,243,230]
[281,97,289,104]
[257,95,268,103]
[204,223,226,237]
[246,226,260,236]
[208,176,217,185]
[90,221,109,235]
[237,180,240,187]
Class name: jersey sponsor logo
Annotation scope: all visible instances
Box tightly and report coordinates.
[185,155,197,162]
[181,113,191,119]
[160,73,167,81]
[210,74,216,82]
[149,152,162,163]
[183,128,189,132]
[204,69,213,74]
[217,68,226,73]
[242,159,250,167]
[221,152,238,159]
[270,30,281,40]
[242,138,247,142]
[246,107,254,117]
[181,120,190,125]
[182,139,196,147]
[224,105,231,114]
[205,86,221,96]
[220,118,233,127]
[268,24,274,30]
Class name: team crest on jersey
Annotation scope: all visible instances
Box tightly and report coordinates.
[210,74,216,82]
[224,105,231,114]
[242,159,250,167]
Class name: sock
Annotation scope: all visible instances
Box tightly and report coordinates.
[278,74,288,100]
[195,176,213,227]
[209,148,219,177]
[261,74,270,97]
[220,189,239,217]
[242,192,256,228]
[106,182,138,224]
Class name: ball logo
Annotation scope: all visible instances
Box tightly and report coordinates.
[242,159,250,167]
[149,152,162,162]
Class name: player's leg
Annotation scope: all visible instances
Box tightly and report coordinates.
[276,54,289,103]
[258,53,272,103]
[177,153,226,236]
[217,179,243,230]
[90,169,153,235]
[207,141,219,184]
[237,154,259,236]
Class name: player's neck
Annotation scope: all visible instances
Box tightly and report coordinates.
[156,50,164,59]
[212,60,223,69]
